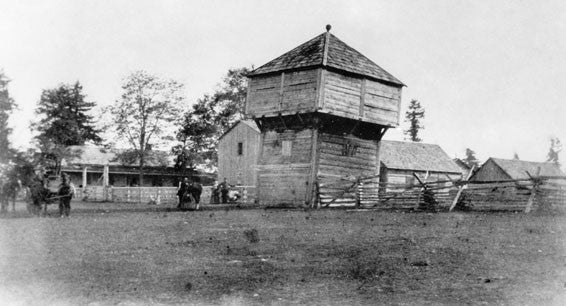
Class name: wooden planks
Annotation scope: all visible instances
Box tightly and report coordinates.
[316,133,379,205]
[247,69,318,117]
[320,70,401,126]
[257,164,310,205]
[218,121,261,186]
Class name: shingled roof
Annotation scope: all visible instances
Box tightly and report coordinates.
[218,119,260,141]
[487,158,565,180]
[249,30,404,86]
[62,145,173,167]
[380,140,462,174]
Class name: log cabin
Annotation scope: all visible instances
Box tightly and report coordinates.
[245,26,404,206]
[379,140,463,192]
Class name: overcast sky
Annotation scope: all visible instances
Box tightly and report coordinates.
[2,0,565,166]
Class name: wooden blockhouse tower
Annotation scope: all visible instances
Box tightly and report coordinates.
[245,26,404,206]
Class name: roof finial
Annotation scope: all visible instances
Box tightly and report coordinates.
[326,24,332,32]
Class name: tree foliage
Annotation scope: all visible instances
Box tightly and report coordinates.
[174,67,250,172]
[547,137,562,166]
[32,82,101,174]
[404,99,425,142]
[0,71,17,163]
[464,148,480,169]
[108,71,185,185]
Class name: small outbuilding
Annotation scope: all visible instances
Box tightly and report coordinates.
[470,158,565,184]
[217,120,261,186]
[379,140,462,190]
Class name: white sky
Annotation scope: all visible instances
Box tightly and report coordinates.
[2,0,565,166]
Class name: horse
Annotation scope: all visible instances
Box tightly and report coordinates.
[26,177,65,217]
[179,182,203,211]
[0,179,22,213]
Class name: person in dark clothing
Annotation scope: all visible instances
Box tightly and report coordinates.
[58,173,74,217]
[177,178,189,208]
[218,178,230,204]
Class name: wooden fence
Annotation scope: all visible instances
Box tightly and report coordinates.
[75,185,257,205]
[316,174,566,212]
[72,175,565,213]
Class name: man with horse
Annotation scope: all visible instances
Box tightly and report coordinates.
[177,177,202,211]
[27,171,74,217]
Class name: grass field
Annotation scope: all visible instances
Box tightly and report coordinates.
[1,201,566,305]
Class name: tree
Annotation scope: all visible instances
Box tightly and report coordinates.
[32,82,101,174]
[404,99,425,142]
[175,67,250,172]
[108,71,185,185]
[0,70,17,164]
[464,148,480,169]
[513,152,520,160]
[547,137,562,166]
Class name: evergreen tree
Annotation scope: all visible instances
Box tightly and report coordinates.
[404,99,425,142]
[33,82,101,174]
[464,148,480,169]
[0,71,17,163]
[547,137,562,166]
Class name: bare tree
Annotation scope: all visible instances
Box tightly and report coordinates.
[108,71,185,185]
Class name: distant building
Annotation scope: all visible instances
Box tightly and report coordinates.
[379,140,463,190]
[217,120,261,186]
[60,145,214,187]
[470,158,565,185]
[453,158,473,178]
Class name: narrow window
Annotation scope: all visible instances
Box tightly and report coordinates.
[237,142,243,155]
[341,141,358,156]
[282,140,292,156]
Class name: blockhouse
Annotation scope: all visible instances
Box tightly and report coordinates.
[245,26,404,206]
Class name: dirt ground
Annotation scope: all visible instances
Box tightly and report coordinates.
[1,201,566,305]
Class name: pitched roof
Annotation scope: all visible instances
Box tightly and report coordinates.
[218,119,260,141]
[62,145,174,167]
[488,158,565,179]
[380,140,462,174]
[249,31,404,86]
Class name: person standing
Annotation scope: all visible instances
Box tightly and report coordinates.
[177,178,189,208]
[218,178,230,204]
[58,173,74,218]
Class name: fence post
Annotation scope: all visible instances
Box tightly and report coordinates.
[355,178,362,209]
[449,165,475,212]
[525,167,542,213]
[243,188,248,203]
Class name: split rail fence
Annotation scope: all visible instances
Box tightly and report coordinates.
[317,174,566,212]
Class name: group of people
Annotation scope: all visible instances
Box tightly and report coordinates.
[211,178,240,204]
[178,177,238,206]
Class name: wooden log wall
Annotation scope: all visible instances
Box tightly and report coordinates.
[256,129,314,205]
[317,133,379,206]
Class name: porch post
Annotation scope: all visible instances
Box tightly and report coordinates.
[82,166,88,187]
